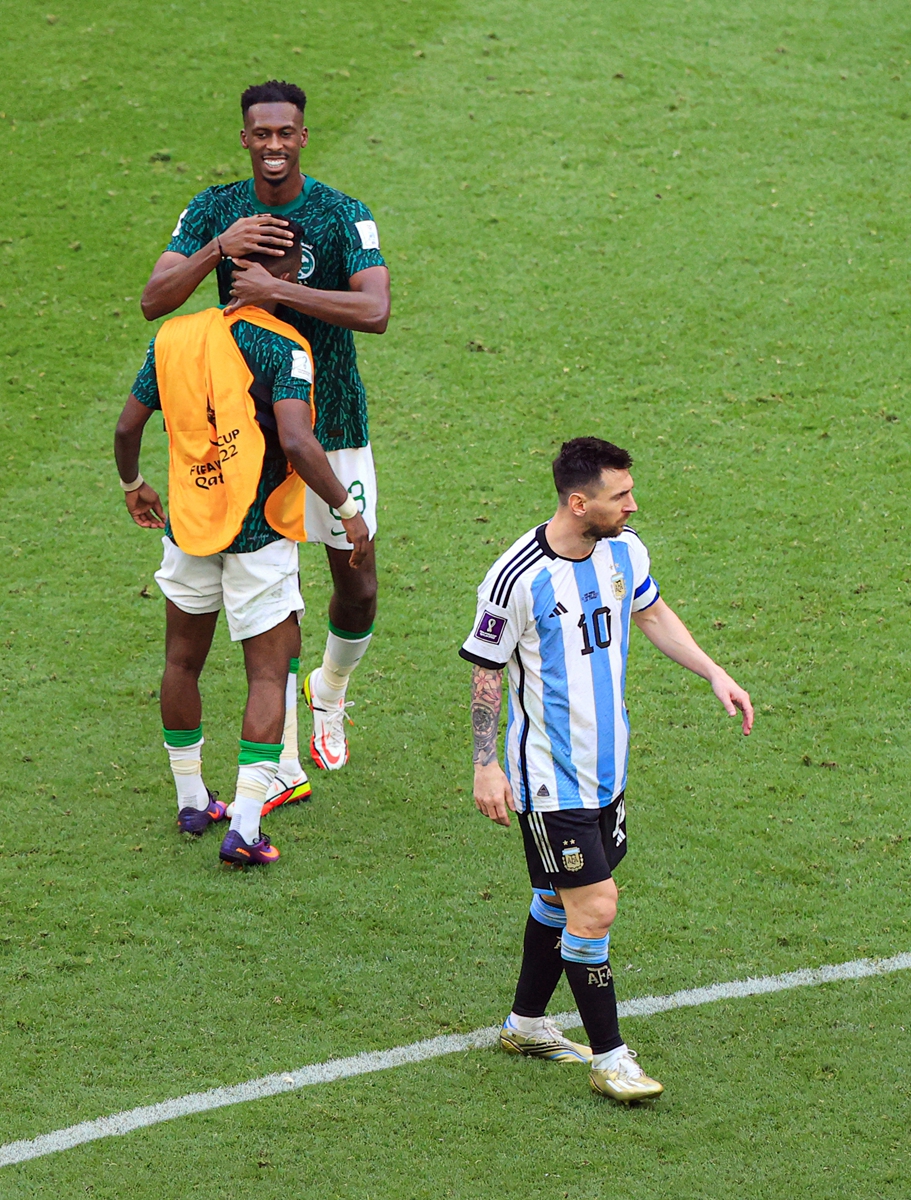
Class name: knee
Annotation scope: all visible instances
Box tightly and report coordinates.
[350,573,378,611]
[163,652,205,679]
[574,900,616,939]
[568,881,618,938]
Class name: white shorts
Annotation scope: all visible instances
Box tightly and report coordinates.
[304,443,378,550]
[154,536,304,642]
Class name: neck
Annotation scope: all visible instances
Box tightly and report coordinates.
[233,297,280,317]
[545,508,595,560]
[252,169,304,208]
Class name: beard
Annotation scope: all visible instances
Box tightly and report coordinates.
[581,517,625,541]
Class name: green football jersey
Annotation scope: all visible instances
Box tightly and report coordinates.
[166,177,385,452]
[132,317,311,555]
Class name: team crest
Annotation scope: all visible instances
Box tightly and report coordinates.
[611,572,627,601]
[298,246,316,281]
[562,841,584,872]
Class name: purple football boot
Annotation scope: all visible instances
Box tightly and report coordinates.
[177,789,227,835]
[219,829,280,866]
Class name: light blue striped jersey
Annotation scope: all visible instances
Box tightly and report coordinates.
[460,523,659,812]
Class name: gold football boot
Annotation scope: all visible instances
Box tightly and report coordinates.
[589,1049,664,1102]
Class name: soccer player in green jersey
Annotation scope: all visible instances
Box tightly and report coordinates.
[141,79,390,776]
[118,230,369,865]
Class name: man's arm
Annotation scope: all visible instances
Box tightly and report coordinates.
[471,664,517,826]
[140,216,296,320]
[272,397,370,567]
[226,262,390,333]
[632,597,754,734]
[113,395,166,529]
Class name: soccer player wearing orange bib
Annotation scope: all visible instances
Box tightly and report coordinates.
[115,229,368,866]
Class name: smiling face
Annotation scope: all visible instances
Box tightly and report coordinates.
[570,468,638,541]
[240,101,308,188]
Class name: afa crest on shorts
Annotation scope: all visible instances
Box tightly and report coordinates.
[561,841,584,872]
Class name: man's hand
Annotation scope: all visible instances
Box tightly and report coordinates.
[218,215,293,260]
[474,762,517,827]
[225,259,280,314]
[709,670,754,735]
[125,483,166,529]
[340,512,370,568]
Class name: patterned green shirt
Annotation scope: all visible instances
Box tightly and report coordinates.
[132,318,311,555]
[165,177,385,452]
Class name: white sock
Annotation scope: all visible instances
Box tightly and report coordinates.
[507,1012,546,1034]
[165,738,209,812]
[279,663,303,779]
[229,761,278,842]
[592,1044,629,1071]
[315,628,373,704]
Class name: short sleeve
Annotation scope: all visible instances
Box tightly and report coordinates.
[131,340,161,411]
[165,189,215,257]
[259,330,313,406]
[622,528,660,612]
[336,197,386,279]
[459,559,529,670]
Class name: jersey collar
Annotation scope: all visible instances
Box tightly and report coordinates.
[245,174,316,215]
[535,523,595,563]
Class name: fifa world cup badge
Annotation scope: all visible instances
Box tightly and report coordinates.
[611,572,627,601]
[562,841,584,872]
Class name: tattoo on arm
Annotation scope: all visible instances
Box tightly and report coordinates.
[471,665,503,766]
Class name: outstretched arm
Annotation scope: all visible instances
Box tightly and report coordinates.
[471,664,517,826]
[113,395,166,529]
[632,597,754,734]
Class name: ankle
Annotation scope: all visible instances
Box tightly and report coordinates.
[592,1043,628,1071]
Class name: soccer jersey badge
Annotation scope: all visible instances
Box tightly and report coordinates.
[562,841,584,872]
[611,572,627,600]
[297,247,316,281]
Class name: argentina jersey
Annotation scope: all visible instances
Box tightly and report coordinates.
[460,524,660,812]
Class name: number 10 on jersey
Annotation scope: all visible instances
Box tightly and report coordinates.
[578,607,612,656]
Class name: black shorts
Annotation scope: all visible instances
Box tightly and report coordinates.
[518,793,627,891]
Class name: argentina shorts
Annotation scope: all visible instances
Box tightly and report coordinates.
[154,535,304,642]
[304,444,378,550]
[518,794,628,891]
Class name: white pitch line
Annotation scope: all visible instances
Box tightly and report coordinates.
[2,951,909,1168]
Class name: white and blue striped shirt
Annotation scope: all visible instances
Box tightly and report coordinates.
[460,523,659,812]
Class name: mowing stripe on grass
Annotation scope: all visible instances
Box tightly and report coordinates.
[2,951,909,1168]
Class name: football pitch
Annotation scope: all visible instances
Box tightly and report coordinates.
[1,0,910,1194]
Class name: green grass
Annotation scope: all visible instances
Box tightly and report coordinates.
[2,0,911,1194]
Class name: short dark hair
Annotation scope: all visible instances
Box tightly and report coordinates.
[241,80,307,117]
[242,219,305,275]
[552,437,633,499]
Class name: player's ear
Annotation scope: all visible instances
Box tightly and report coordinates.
[240,127,250,149]
[300,127,309,149]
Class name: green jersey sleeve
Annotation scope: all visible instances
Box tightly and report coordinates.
[166,188,216,257]
[336,196,386,278]
[131,340,161,411]
[232,321,313,407]
[269,331,314,404]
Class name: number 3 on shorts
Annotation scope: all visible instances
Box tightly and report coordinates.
[329,479,366,536]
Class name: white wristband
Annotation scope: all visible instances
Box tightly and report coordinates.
[336,495,359,520]
[120,474,144,493]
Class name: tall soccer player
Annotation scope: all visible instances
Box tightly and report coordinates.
[460,438,753,1103]
[141,79,389,783]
